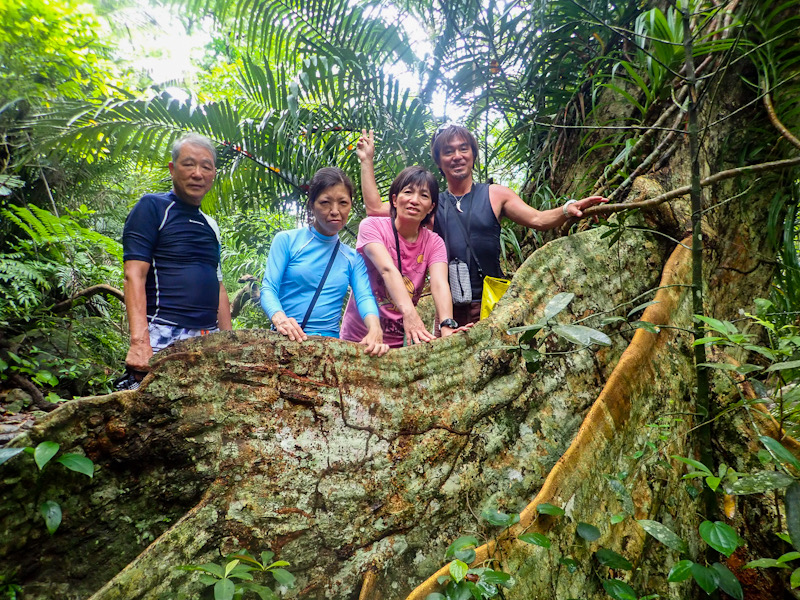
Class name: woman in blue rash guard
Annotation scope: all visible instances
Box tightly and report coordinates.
[260,167,389,356]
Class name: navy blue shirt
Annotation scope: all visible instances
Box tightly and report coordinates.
[123,192,222,329]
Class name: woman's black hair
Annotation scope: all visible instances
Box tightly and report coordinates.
[305,167,354,223]
[388,166,439,226]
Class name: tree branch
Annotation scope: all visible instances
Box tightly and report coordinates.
[764,92,800,151]
[583,155,800,216]
[51,284,124,314]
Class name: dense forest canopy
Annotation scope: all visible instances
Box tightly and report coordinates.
[1,0,800,598]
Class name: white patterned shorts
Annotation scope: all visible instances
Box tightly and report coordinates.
[148,322,218,353]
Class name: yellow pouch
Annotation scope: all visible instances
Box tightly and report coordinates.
[480,275,511,319]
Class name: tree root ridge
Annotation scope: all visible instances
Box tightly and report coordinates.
[403,238,695,600]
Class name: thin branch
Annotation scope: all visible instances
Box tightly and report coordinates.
[764,92,800,151]
[51,284,124,314]
[584,156,800,216]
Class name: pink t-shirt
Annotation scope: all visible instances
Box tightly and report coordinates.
[340,217,448,347]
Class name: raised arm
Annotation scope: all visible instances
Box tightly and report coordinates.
[357,129,391,218]
[494,184,608,231]
[361,242,434,345]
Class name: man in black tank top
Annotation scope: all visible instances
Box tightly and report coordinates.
[359,126,608,325]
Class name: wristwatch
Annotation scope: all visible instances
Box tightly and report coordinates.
[440,318,459,329]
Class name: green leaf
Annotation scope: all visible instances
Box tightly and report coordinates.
[260,550,275,565]
[759,436,800,471]
[696,362,738,371]
[56,454,94,478]
[601,578,637,600]
[537,503,565,516]
[558,557,578,573]
[518,532,551,548]
[690,562,718,594]
[610,513,626,524]
[34,441,59,470]
[577,522,601,542]
[481,507,519,528]
[778,551,800,563]
[481,569,512,586]
[726,471,795,495]
[627,301,659,317]
[668,559,694,581]
[595,548,632,570]
[785,482,800,553]
[735,364,763,375]
[40,500,62,534]
[425,594,446,600]
[637,519,689,553]
[446,535,479,564]
[630,320,660,334]
[224,559,240,578]
[672,455,713,477]
[706,476,721,491]
[712,562,743,600]
[214,578,235,600]
[792,567,800,589]
[743,558,787,568]
[699,521,739,557]
[552,324,612,347]
[543,293,574,321]
[449,560,468,583]
[270,568,295,587]
[0,447,25,465]
[766,360,800,372]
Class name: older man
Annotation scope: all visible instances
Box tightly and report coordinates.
[118,133,231,388]
[359,125,607,326]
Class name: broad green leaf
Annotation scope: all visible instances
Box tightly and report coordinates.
[449,560,468,583]
[481,569,512,586]
[696,362,738,371]
[766,360,800,372]
[260,550,275,565]
[552,324,612,347]
[595,548,632,570]
[671,455,713,476]
[446,535,479,564]
[610,513,626,524]
[726,471,795,495]
[699,521,739,557]
[214,578,235,600]
[706,476,721,491]
[56,454,94,478]
[0,447,24,465]
[558,557,578,573]
[786,482,800,553]
[537,503,565,516]
[759,436,800,471]
[743,558,787,568]
[712,562,743,600]
[735,364,763,375]
[601,578,637,600]
[271,568,295,587]
[668,559,694,581]
[481,507,519,528]
[694,315,735,335]
[40,500,62,534]
[631,320,660,334]
[543,292,574,321]
[241,582,278,600]
[518,532,551,548]
[265,561,289,569]
[637,519,689,553]
[34,441,59,470]
[224,559,240,578]
[425,594,446,600]
[690,562,718,594]
[577,522,601,542]
[792,567,800,589]
[778,551,800,563]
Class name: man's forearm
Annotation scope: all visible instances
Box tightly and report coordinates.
[218,284,232,330]
[124,261,153,369]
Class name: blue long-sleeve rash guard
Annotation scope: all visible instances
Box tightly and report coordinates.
[260,226,379,337]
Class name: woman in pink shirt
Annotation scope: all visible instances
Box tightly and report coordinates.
[340,166,458,348]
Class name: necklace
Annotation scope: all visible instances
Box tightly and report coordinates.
[451,188,472,212]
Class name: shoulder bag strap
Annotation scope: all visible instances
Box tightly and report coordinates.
[445,190,484,278]
[391,219,403,276]
[300,239,340,329]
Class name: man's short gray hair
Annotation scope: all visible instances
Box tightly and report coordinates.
[172,133,217,166]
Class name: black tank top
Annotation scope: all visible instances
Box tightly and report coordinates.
[434,183,502,299]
